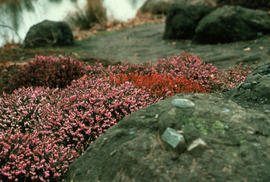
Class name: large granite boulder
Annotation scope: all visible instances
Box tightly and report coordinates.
[65,91,270,181]
[163,2,215,39]
[23,20,74,48]
[194,5,270,44]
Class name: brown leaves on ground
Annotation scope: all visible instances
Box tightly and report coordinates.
[73,13,165,40]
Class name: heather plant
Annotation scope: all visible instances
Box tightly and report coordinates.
[110,72,207,98]
[45,75,161,152]
[0,73,161,181]
[0,87,78,182]
[9,55,86,90]
[219,63,252,90]
[107,52,252,92]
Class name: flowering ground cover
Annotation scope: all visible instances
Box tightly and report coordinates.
[0,53,252,181]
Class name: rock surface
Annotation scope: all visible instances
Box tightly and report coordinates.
[23,20,74,48]
[139,0,216,15]
[226,63,270,104]
[163,2,214,39]
[217,0,270,10]
[139,0,175,15]
[65,90,270,182]
[194,5,270,44]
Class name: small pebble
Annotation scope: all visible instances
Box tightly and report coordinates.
[171,98,195,108]
[222,108,230,113]
[128,131,136,135]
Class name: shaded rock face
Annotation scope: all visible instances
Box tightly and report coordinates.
[194,5,270,44]
[139,0,175,15]
[217,0,270,10]
[226,63,270,104]
[65,91,270,181]
[139,0,216,15]
[163,2,215,39]
[23,20,74,48]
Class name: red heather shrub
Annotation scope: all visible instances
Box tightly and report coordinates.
[0,87,78,182]
[107,52,252,92]
[10,56,86,90]
[110,72,207,98]
[107,52,220,91]
[45,75,161,152]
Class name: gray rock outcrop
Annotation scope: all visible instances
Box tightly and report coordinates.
[163,2,215,39]
[23,20,74,48]
[194,5,270,44]
[65,91,270,182]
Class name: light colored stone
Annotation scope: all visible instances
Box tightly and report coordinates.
[187,138,207,152]
[161,127,186,153]
[171,98,195,108]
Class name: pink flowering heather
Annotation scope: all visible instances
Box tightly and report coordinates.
[0,87,79,181]
[0,129,78,182]
[44,75,161,152]
[219,63,252,90]
[0,73,161,181]
[9,55,86,90]
[0,87,55,133]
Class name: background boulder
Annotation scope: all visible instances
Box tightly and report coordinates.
[194,5,270,44]
[65,91,270,182]
[217,0,270,10]
[23,20,74,48]
[139,0,175,15]
[138,0,217,15]
[163,2,215,39]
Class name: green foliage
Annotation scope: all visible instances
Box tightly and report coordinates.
[68,0,107,30]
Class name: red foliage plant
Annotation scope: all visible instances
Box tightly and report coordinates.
[107,52,252,92]
[110,72,207,98]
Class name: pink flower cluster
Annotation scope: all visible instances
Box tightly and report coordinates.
[9,55,86,90]
[0,87,78,182]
